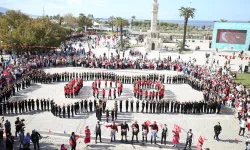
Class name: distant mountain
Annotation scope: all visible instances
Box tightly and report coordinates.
[0,6,39,17]
[0,6,8,13]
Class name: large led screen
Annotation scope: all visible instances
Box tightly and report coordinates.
[216,29,247,44]
[212,22,250,50]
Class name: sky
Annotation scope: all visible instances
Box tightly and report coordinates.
[0,0,249,21]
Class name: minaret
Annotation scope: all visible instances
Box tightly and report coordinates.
[151,0,159,31]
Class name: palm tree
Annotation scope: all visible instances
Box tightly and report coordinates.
[220,19,228,22]
[115,17,129,53]
[176,40,189,52]
[179,7,196,51]
[131,16,136,27]
[108,16,115,32]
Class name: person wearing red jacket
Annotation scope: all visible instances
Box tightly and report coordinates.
[150,121,158,144]
[95,88,99,99]
[139,89,142,100]
[102,89,105,99]
[141,122,149,142]
[108,89,111,100]
[113,88,116,99]
[106,121,118,142]
[145,90,148,100]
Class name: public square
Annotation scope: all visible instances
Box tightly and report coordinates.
[0,0,249,150]
[1,38,247,150]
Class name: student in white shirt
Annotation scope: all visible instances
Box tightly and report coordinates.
[239,118,247,136]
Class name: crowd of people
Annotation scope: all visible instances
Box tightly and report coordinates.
[133,80,165,100]
[64,78,83,98]
[92,80,123,100]
[0,35,248,149]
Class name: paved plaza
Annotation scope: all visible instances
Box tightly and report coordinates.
[1,40,248,150]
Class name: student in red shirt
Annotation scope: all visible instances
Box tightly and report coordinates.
[108,89,112,100]
[102,89,105,99]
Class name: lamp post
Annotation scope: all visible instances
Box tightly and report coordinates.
[8,25,13,54]
[107,42,110,60]
[158,50,161,61]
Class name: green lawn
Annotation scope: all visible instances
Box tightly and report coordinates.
[233,73,250,89]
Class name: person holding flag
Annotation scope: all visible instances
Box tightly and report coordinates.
[196,136,205,150]
[141,121,149,143]
[106,121,118,142]
[84,126,91,147]
[69,132,79,150]
[172,126,180,147]
[149,121,158,144]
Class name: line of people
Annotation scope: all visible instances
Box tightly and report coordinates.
[109,99,222,115]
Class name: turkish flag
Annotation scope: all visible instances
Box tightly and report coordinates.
[174,124,181,133]
[146,120,151,126]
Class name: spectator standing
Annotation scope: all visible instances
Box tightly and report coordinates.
[24,132,31,148]
[4,120,11,136]
[31,130,41,150]
[239,118,247,136]
[5,133,14,150]
[19,129,25,149]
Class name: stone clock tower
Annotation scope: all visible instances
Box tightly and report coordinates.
[145,0,163,51]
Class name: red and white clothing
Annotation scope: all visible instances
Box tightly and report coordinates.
[84,128,91,144]
[172,130,180,144]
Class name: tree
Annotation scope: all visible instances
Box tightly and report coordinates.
[220,19,227,22]
[179,7,196,51]
[117,38,131,50]
[248,21,250,23]
[108,16,115,32]
[131,16,136,27]
[78,13,93,31]
[201,25,206,30]
[114,17,129,53]
[0,10,69,53]
[176,40,188,50]
[63,13,78,28]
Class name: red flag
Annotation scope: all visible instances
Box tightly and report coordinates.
[198,136,205,143]
[232,56,236,59]
[146,120,151,126]
[245,57,248,60]
[241,57,244,60]
[174,124,181,133]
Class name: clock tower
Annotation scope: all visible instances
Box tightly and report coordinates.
[151,0,159,31]
[144,0,163,51]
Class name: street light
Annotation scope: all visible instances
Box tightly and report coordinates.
[158,50,161,61]
[107,42,110,60]
[8,25,13,53]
